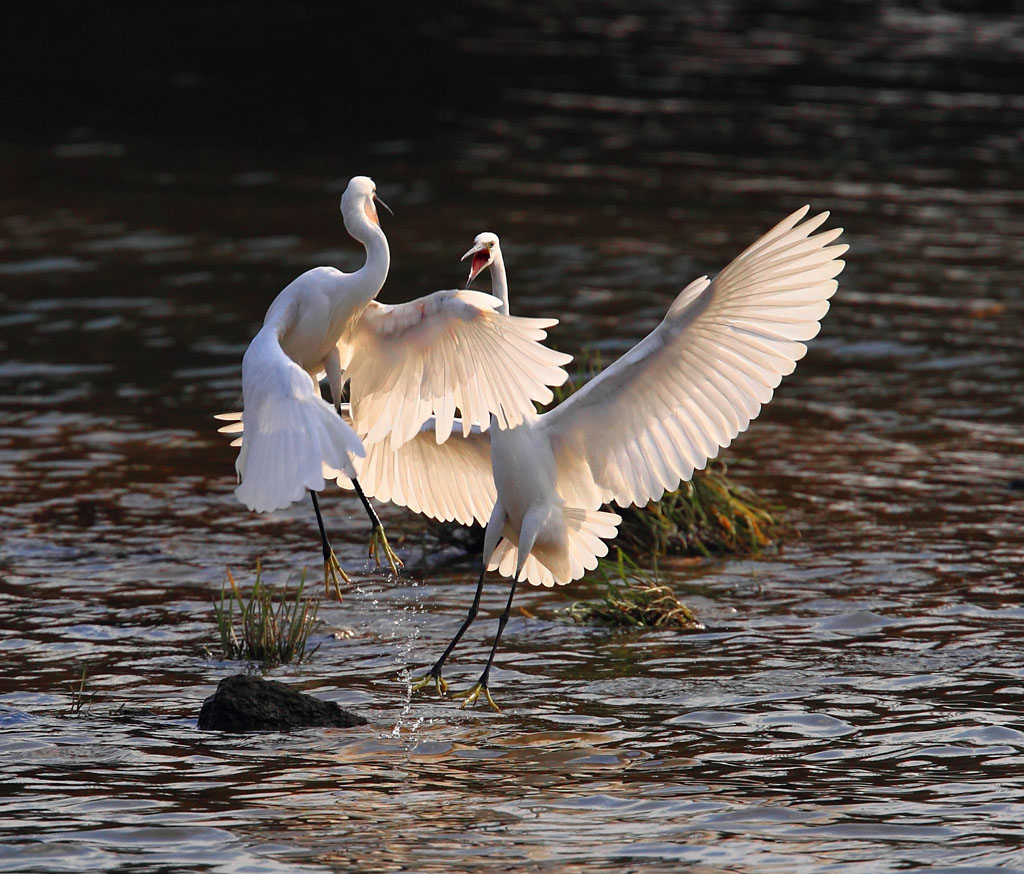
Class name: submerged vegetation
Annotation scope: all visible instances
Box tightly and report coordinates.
[565,551,704,630]
[213,565,322,666]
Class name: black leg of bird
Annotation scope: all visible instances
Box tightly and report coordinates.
[310,489,333,564]
[351,477,384,530]
[412,565,486,696]
[309,490,348,599]
[433,567,486,671]
[350,477,403,574]
[459,576,519,711]
[478,576,518,687]
[328,402,401,574]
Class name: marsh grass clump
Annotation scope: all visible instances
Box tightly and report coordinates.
[565,550,703,630]
[213,564,322,666]
[615,459,787,559]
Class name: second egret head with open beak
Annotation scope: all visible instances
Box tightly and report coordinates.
[462,232,499,285]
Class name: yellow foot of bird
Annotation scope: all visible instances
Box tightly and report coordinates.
[324,550,351,601]
[410,670,448,697]
[455,681,500,712]
[368,525,403,576]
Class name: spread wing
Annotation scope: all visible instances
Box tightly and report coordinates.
[343,290,571,448]
[220,405,496,527]
[540,206,846,509]
[338,418,495,527]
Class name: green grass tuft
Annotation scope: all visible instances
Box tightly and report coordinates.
[213,563,322,666]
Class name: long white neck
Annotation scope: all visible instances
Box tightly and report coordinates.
[343,207,390,302]
[489,248,510,315]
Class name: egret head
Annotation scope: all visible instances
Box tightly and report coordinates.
[462,232,500,284]
[340,176,392,228]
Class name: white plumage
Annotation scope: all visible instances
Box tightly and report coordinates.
[349,211,847,589]
[341,413,496,526]
[412,210,847,708]
[540,206,844,514]
[233,327,364,513]
[342,290,569,446]
[222,176,571,583]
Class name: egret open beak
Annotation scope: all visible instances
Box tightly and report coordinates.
[462,244,490,284]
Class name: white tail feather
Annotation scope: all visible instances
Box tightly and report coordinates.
[488,507,622,587]
[234,393,363,512]
[233,325,364,513]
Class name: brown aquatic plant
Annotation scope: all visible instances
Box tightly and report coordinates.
[615,458,788,559]
[213,563,322,666]
[565,549,704,630]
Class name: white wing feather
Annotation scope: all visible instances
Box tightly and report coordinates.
[221,405,497,527]
[233,323,365,513]
[343,290,572,447]
[540,206,846,510]
[336,415,496,527]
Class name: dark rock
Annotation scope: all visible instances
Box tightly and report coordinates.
[198,674,367,732]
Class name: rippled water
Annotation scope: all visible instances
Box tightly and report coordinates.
[3,3,1024,872]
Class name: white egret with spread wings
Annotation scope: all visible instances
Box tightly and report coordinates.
[397,212,846,709]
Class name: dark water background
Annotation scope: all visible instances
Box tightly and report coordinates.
[2,2,1024,871]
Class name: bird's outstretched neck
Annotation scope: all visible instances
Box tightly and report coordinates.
[340,177,391,305]
[489,249,510,315]
[345,211,390,301]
